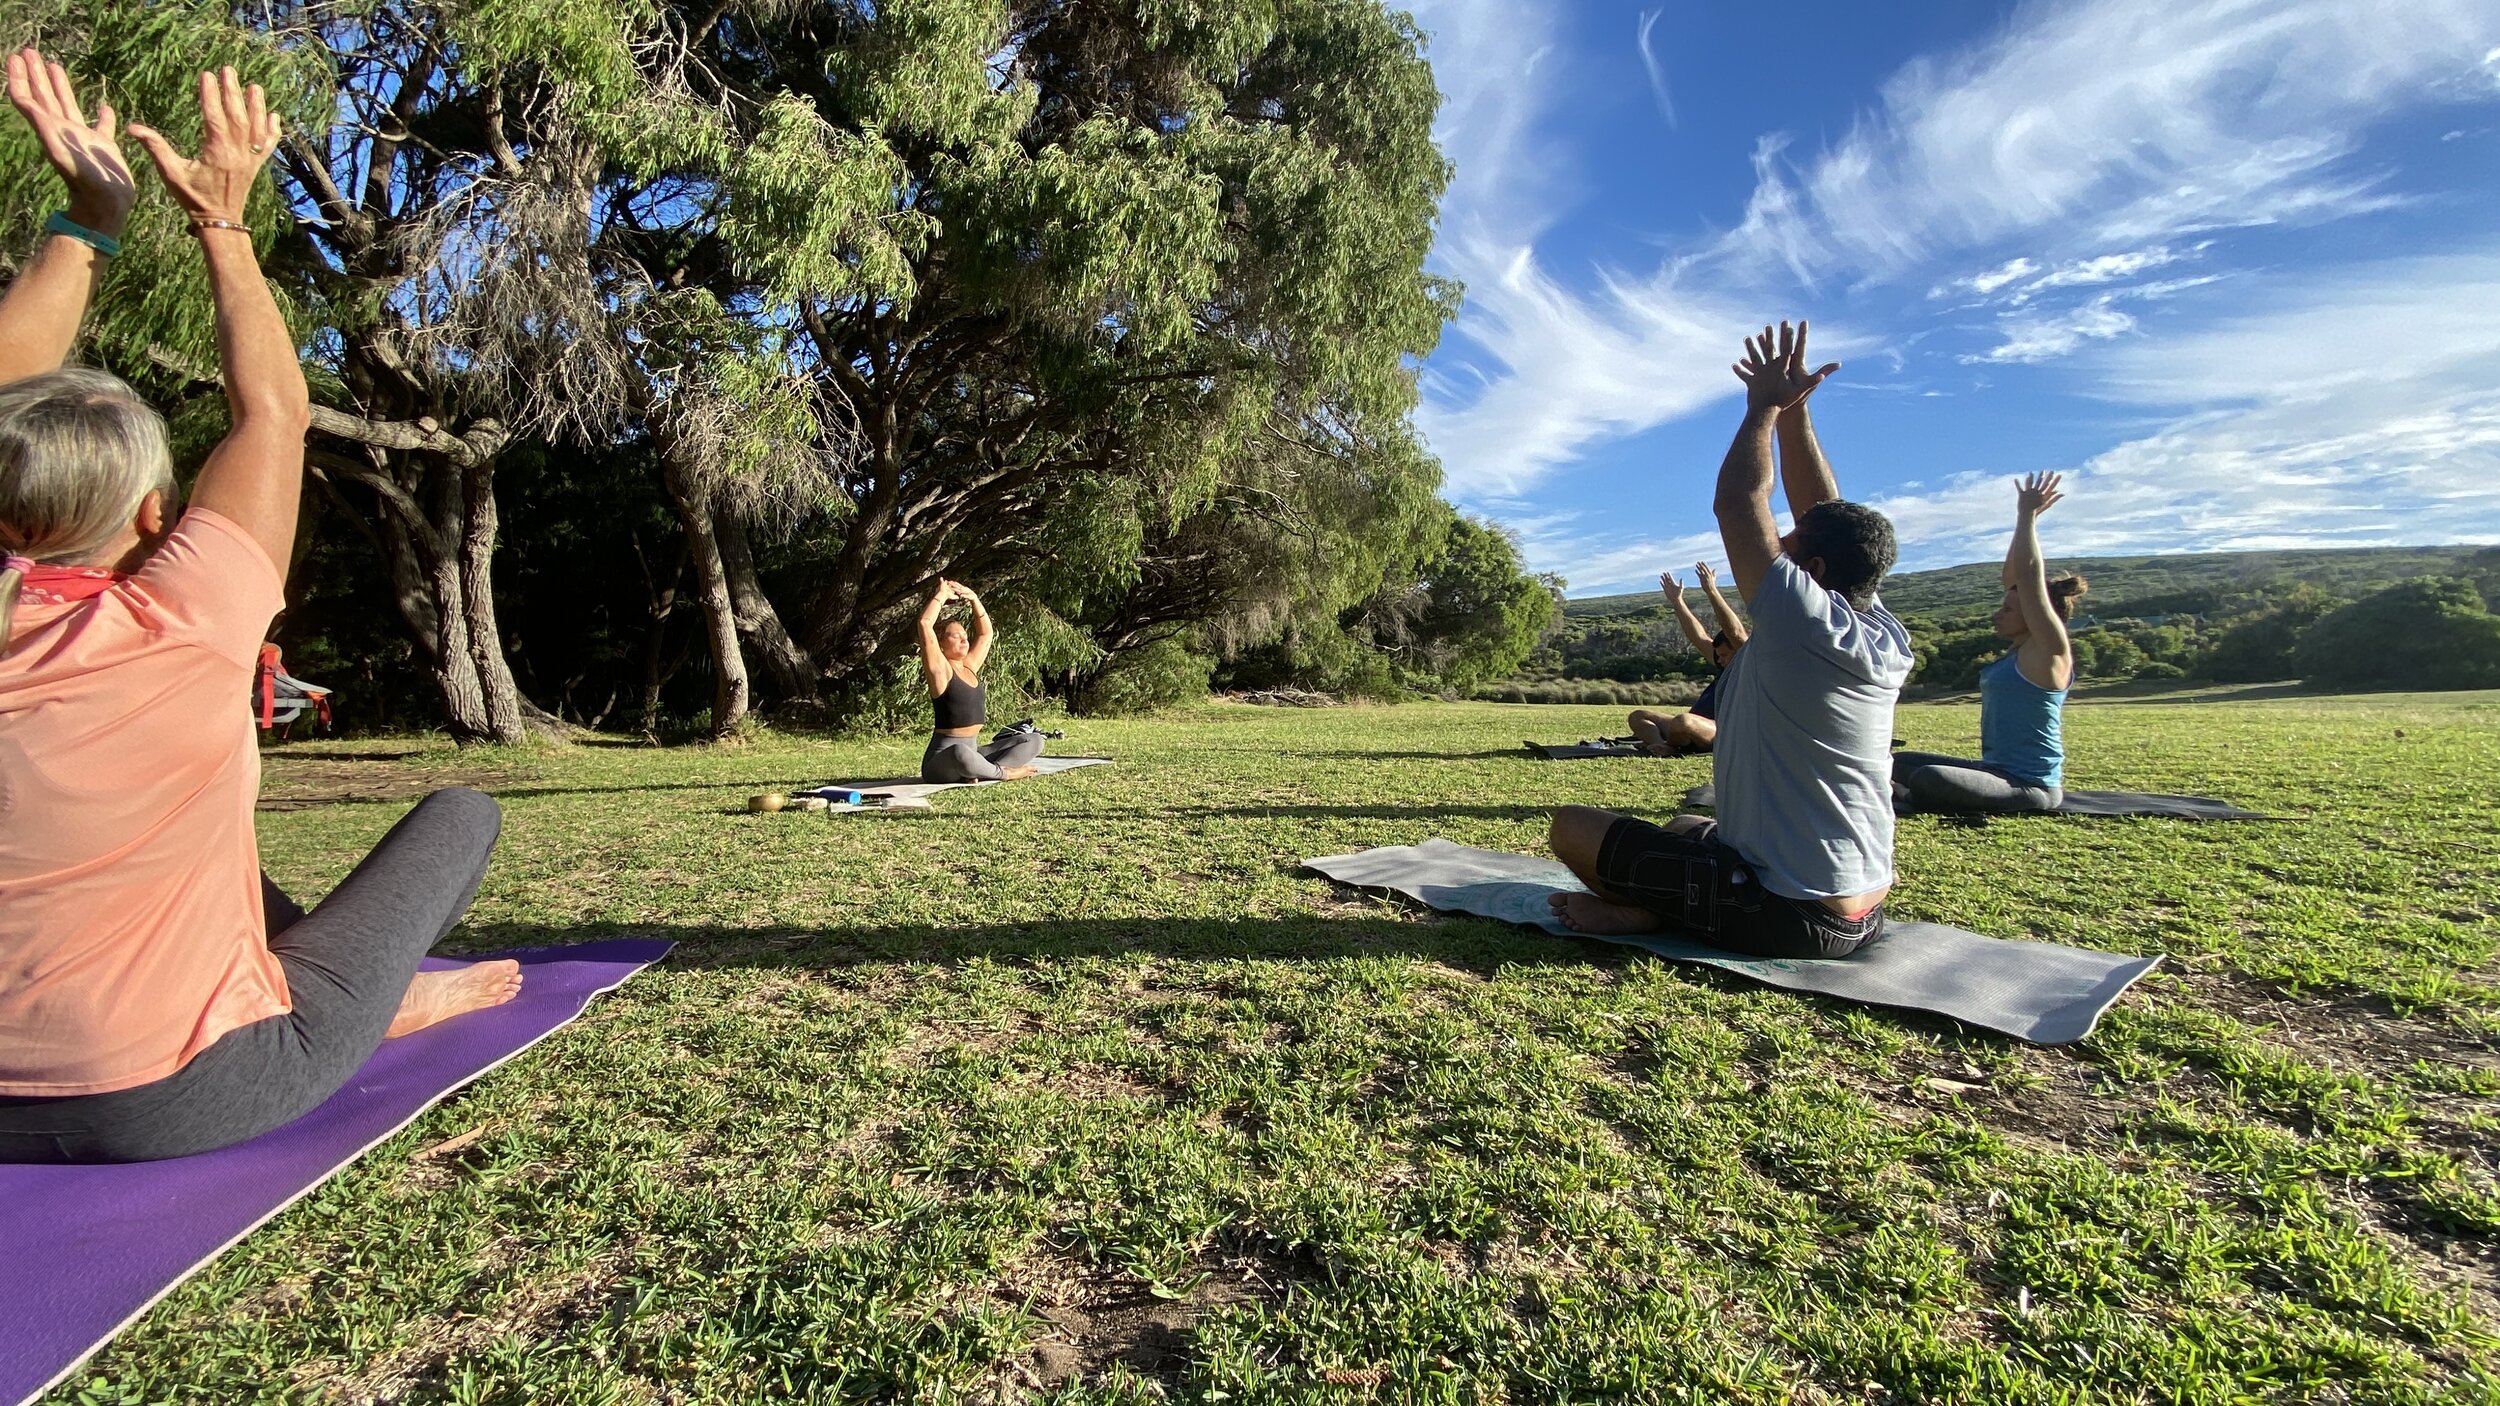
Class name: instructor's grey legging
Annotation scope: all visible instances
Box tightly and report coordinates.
[0,788,503,1164]
[921,729,1045,783]
[1891,750,2062,815]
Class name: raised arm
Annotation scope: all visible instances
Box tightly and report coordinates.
[2006,472,2072,688]
[954,581,997,672]
[1750,320,1843,522]
[917,580,956,694]
[0,50,136,384]
[1716,330,1803,602]
[128,69,308,576]
[1662,571,1711,652]
[1695,561,1747,647]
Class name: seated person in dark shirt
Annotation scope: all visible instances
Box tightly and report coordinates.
[1626,561,1747,755]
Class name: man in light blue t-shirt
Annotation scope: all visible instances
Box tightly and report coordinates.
[1547,321,1914,959]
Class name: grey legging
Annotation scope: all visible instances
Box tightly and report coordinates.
[921,729,1044,783]
[1891,750,2062,814]
[0,788,502,1164]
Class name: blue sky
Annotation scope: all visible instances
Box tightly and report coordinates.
[1401,0,2500,595]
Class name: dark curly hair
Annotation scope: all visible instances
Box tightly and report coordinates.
[1789,500,1897,610]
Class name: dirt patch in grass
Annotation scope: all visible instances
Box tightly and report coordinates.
[2180,970,2500,1077]
[257,751,516,812]
[993,1249,1282,1392]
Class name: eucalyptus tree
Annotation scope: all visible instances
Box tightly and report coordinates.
[672,0,1458,709]
[0,0,1460,736]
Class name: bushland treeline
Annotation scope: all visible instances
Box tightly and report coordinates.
[1518,547,2500,700]
[0,0,1555,740]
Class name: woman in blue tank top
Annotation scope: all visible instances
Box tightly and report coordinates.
[1893,473,2086,813]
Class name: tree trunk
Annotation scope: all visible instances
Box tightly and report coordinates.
[636,534,689,737]
[713,501,820,702]
[311,431,542,747]
[660,448,749,738]
[455,451,532,745]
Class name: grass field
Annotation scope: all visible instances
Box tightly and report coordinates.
[64,693,2500,1404]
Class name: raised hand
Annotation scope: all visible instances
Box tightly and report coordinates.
[7,49,135,235]
[126,67,278,227]
[1659,571,1684,604]
[1694,561,1717,586]
[2017,471,2064,517]
[1730,319,1839,414]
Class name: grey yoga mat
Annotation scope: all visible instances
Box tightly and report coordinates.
[1678,781,2266,821]
[802,756,1114,806]
[1304,839,2157,1044]
[1524,739,1648,759]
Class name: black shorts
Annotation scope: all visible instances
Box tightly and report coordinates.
[1594,816,1883,960]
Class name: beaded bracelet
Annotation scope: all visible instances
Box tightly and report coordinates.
[189,218,250,237]
[42,211,121,258]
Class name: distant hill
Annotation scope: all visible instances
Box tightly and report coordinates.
[1561,545,2497,623]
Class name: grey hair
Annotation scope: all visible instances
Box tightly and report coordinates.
[0,367,177,644]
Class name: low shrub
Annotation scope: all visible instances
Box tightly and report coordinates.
[1472,678,1705,707]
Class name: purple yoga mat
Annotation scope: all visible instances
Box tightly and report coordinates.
[0,939,672,1406]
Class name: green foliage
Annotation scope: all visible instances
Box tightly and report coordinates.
[1074,635,1215,715]
[1380,516,1556,693]
[2293,578,2500,692]
[1472,678,1704,707]
[2201,584,2338,683]
[1565,546,2496,623]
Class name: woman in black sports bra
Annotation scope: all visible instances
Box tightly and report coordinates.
[917,579,1043,782]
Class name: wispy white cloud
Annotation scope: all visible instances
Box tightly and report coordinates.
[1724,0,2500,282]
[1405,0,2500,589]
[1417,0,2500,479]
[1881,248,2500,568]
[1565,249,2500,592]
[1964,298,2139,364]
[1635,10,1676,129]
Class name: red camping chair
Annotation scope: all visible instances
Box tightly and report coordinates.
[254,643,334,738]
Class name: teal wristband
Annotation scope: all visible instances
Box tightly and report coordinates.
[43,211,122,259]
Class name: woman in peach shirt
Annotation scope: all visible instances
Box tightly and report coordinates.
[0,57,517,1162]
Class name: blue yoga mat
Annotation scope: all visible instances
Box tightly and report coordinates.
[0,939,672,1406]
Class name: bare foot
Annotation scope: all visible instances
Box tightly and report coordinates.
[1547,891,1662,935]
[1001,765,1040,780]
[386,961,523,1039]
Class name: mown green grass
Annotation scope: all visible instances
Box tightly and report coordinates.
[63,695,2500,1404]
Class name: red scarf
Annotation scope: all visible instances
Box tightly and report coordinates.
[5,555,124,608]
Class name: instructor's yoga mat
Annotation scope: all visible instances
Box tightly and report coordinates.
[1678,781,2267,820]
[1304,840,2155,1045]
[800,755,1114,807]
[0,938,672,1406]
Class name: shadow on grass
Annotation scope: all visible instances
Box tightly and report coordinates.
[1292,749,1557,762]
[1013,803,1574,823]
[452,911,1631,979]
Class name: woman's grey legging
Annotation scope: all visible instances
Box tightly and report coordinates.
[1891,751,2062,814]
[921,729,1044,783]
[0,788,503,1164]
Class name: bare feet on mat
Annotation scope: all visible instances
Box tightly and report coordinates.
[1001,765,1039,780]
[386,961,524,1039]
[1548,891,1661,935]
